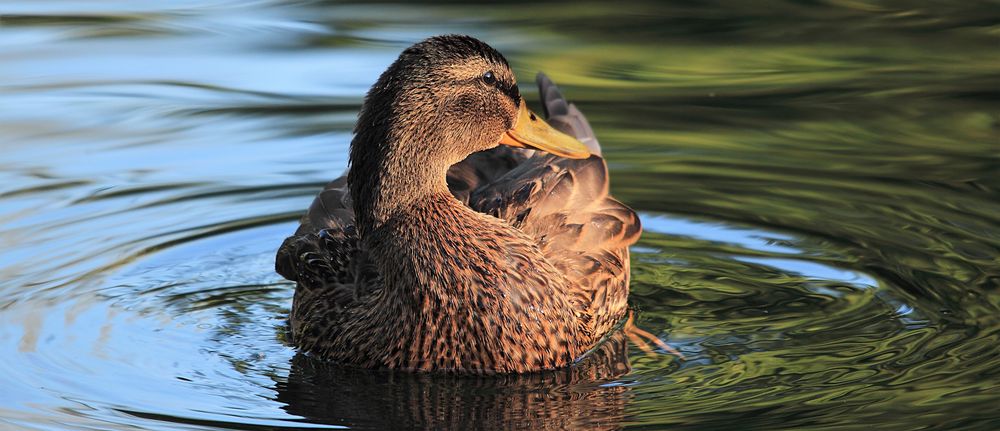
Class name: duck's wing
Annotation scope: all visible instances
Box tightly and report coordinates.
[462,73,642,338]
[276,176,380,340]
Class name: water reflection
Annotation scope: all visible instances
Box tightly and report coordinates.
[279,332,633,430]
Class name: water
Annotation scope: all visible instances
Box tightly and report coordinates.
[1,1,998,429]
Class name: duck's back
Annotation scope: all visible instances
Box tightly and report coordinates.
[276,73,641,364]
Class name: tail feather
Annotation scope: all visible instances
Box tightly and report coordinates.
[536,72,601,156]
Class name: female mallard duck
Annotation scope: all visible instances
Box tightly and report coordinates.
[276,35,641,373]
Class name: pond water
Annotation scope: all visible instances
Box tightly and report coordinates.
[1,1,998,429]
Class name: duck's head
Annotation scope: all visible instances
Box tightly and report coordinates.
[351,35,589,171]
[348,35,590,230]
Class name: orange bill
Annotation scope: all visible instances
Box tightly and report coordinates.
[499,100,591,159]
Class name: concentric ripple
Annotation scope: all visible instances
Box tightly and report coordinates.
[1,1,998,430]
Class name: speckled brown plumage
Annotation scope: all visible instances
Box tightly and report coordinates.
[276,35,641,374]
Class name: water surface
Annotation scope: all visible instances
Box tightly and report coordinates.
[2,1,999,429]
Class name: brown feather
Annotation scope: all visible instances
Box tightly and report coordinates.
[275,36,640,373]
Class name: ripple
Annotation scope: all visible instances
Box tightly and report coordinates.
[2,0,999,429]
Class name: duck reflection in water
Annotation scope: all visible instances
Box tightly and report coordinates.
[276,331,633,430]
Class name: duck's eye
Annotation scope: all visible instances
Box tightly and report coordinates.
[482,71,496,85]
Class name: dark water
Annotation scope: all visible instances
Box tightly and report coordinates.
[2,1,999,429]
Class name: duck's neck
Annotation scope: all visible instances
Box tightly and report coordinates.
[348,128,453,235]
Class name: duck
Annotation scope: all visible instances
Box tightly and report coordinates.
[276,34,642,374]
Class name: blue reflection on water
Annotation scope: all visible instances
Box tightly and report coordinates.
[641,213,801,254]
[733,256,877,288]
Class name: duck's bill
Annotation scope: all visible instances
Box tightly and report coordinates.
[499,100,591,159]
